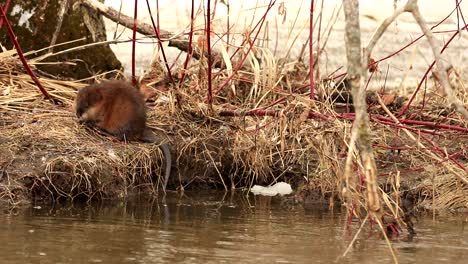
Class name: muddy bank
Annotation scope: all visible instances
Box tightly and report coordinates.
[0,78,466,212]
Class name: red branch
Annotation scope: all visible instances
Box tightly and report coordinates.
[417,129,466,171]
[131,0,138,85]
[178,0,195,89]
[309,0,315,100]
[145,0,175,86]
[398,23,468,117]
[210,0,276,99]
[0,0,11,29]
[218,107,466,171]
[207,0,213,105]
[372,115,468,133]
[0,5,52,101]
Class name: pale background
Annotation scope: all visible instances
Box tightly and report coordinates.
[104,0,468,88]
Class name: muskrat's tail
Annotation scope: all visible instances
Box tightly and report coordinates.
[158,143,172,192]
[141,129,172,192]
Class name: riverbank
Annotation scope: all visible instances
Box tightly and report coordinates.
[1,67,466,211]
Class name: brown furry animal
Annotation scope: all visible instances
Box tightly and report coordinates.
[75,80,172,191]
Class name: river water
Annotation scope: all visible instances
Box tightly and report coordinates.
[1,191,467,264]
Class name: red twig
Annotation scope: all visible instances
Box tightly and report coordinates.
[401,119,468,133]
[226,0,230,53]
[218,108,327,120]
[0,5,52,101]
[417,130,466,171]
[344,204,355,232]
[226,1,275,63]
[370,118,437,135]
[220,97,467,133]
[369,116,467,171]
[330,3,464,88]
[207,0,213,105]
[309,0,315,100]
[218,103,466,171]
[178,0,195,89]
[0,0,11,29]
[210,0,276,98]
[145,0,175,87]
[455,0,468,32]
[314,0,324,77]
[370,1,461,68]
[131,0,138,85]
[398,23,468,117]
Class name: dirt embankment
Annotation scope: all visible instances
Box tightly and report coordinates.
[0,73,466,213]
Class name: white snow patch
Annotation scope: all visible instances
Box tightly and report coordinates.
[10,5,34,30]
[250,182,293,196]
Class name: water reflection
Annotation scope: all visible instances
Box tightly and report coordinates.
[0,191,467,264]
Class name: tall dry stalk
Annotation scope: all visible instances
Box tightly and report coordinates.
[206,0,213,106]
[131,0,138,84]
[342,0,381,214]
[309,0,315,100]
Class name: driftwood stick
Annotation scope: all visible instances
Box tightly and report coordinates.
[76,0,217,63]
[76,0,172,38]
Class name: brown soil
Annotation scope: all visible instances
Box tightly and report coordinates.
[1,80,466,212]
[0,52,466,214]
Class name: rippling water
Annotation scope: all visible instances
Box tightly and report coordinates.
[1,192,467,264]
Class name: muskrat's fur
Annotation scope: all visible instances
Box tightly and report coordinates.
[75,80,172,191]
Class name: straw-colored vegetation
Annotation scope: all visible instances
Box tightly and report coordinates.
[1,48,466,212]
[0,0,466,227]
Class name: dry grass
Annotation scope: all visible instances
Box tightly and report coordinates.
[0,34,467,218]
[0,58,169,204]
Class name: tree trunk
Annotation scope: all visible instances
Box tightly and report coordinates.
[342,0,381,214]
[0,0,121,79]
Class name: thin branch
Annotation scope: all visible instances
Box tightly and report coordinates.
[376,94,468,184]
[0,5,53,102]
[309,0,315,100]
[207,0,213,105]
[212,0,276,98]
[407,0,468,119]
[178,0,195,88]
[145,0,175,86]
[363,0,468,119]
[49,0,70,53]
[131,0,138,84]
[0,0,11,29]
[76,0,212,62]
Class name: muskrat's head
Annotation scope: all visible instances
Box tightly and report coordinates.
[75,85,103,121]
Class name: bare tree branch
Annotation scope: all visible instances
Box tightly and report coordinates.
[75,0,217,64]
[342,0,381,214]
[363,0,468,119]
[407,0,468,119]
[364,4,408,60]
[75,0,172,38]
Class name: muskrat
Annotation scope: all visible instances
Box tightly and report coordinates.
[75,80,172,192]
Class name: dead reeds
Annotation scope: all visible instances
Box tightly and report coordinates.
[0,1,466,222]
